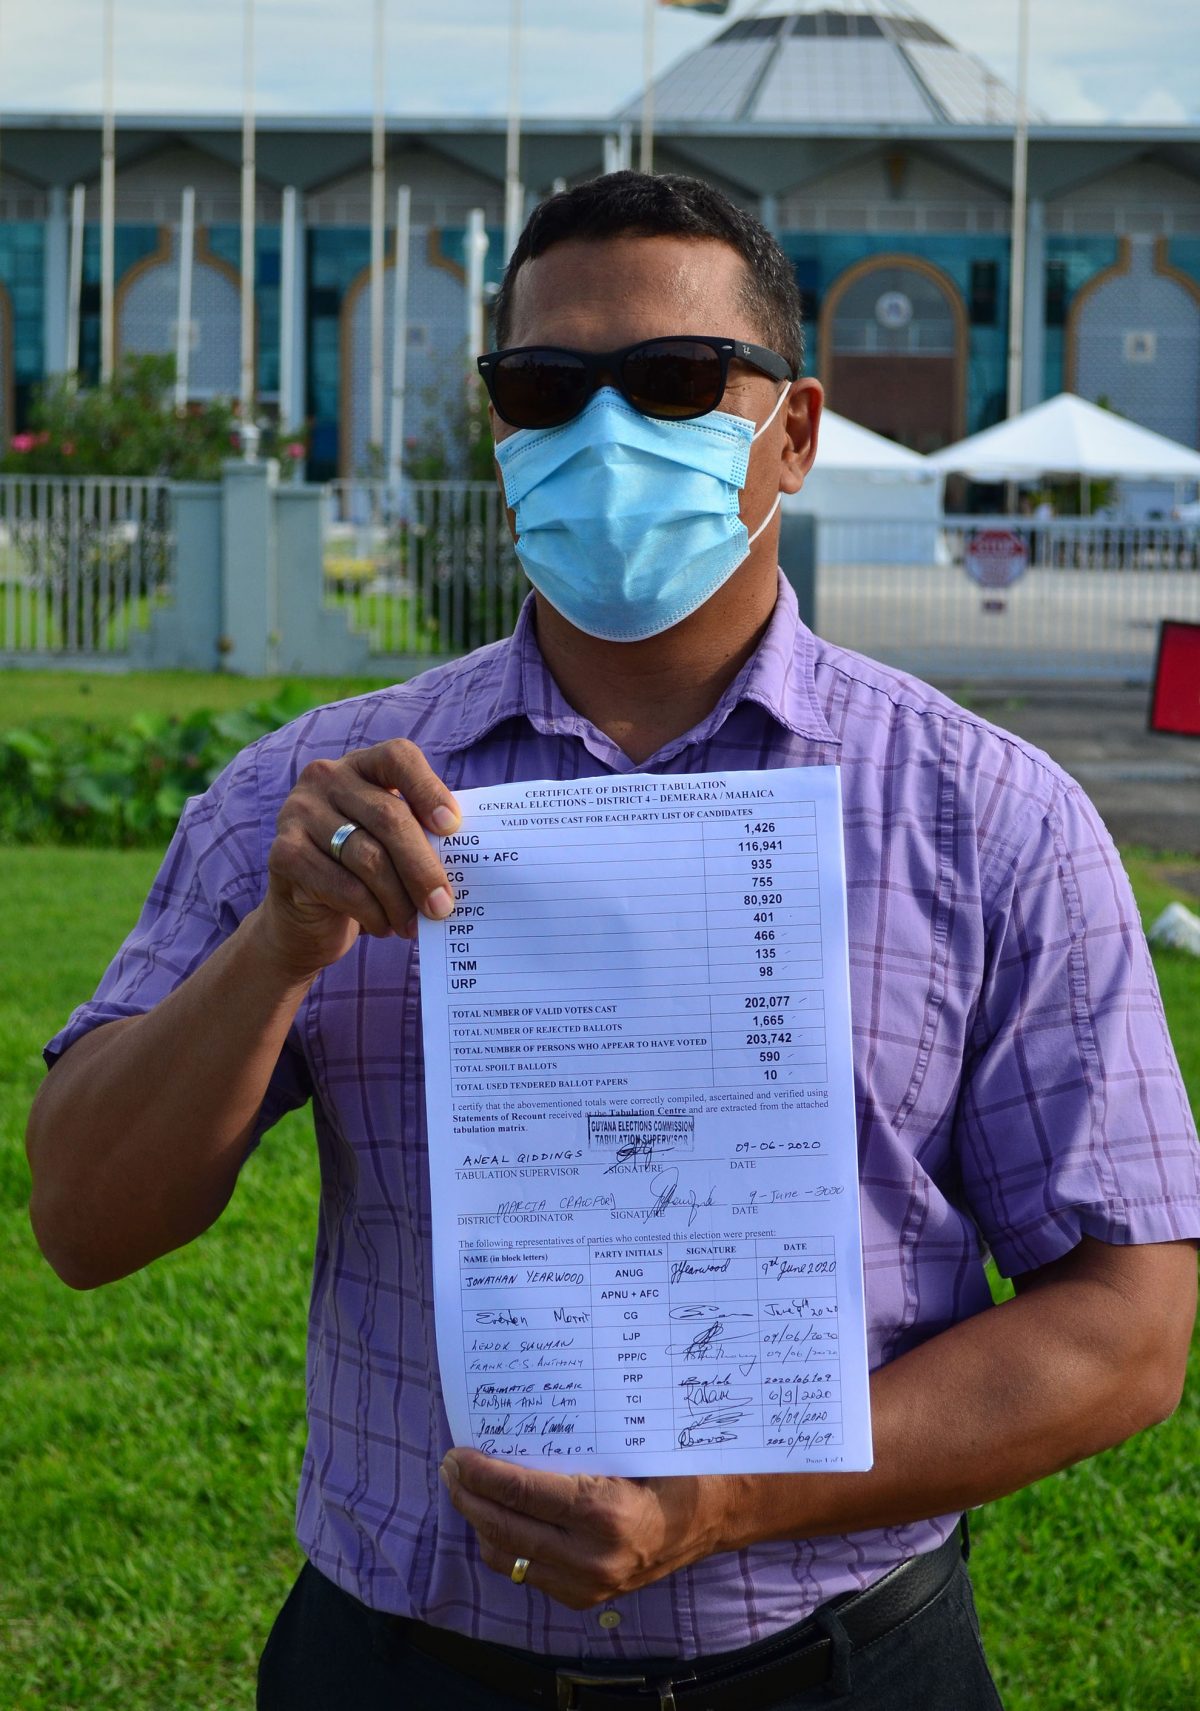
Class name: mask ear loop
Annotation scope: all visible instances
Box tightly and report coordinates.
[745,380,792,545]
[750,380,792,443]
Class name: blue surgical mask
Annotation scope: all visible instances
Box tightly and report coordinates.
[494,385,788,643]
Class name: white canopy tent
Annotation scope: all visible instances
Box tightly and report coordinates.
[801,409,935,480]
[926,393,1200,486]
[783,409,943,565]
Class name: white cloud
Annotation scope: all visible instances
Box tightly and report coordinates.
[1,0,1198,123]
[1027,66,1108,126]
[1120,87,1192,126]
[916,0,1199,126]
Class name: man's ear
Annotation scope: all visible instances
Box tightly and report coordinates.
[779,379,823,496]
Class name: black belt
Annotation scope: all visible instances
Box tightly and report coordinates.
[391,1522,967,1711]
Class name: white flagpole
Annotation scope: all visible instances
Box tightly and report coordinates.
[67,183,86,379]
[388,184,411,502]
[465,208,488,360]
[174,185,195,411]
[240,0,257,442]
[279,184,297,430]
[100,0,116,382]
[370,0,386,451]
[504,0,524,261]
[639,0,655,174]
[1006,0,1030,419]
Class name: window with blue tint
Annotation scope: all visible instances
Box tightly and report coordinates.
[207,225,283,402]
[304,229,371,480]
[1165,239,1200,292]
[435,227,506,293]
[0,222,45,428]
[77,225,162,386]
[777,231,1010,433]
[1041,238,1120,401]
[790,254,820,367]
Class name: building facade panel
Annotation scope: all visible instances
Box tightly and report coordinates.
[1,92,1197,459]
[116,227,246,401]
[1069,236,1200,450]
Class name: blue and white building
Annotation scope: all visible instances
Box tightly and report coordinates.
[0,0,1197,480]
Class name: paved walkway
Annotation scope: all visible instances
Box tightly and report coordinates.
[931,681,1200,857]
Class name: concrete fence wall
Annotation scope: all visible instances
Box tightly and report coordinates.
[143,462,376,677]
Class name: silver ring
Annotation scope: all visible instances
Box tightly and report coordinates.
[510,1556,531,1585]
[329,822,360,863]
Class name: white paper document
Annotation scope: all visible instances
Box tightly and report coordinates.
[418,767,872,1477]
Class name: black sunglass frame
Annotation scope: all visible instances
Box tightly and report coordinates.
[476,335,796,427]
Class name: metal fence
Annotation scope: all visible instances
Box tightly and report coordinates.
[323,486,1199,682]
[815,515,1200,681]
[0,476,174,658]
[5,474,1194,682]
[323,479,527,660]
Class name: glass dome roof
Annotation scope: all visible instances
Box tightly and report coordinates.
[619,3,1024,127]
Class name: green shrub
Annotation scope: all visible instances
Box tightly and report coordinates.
[0,685,323,847]
[1,354,238,482]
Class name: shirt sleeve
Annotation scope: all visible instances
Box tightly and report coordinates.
[42,740,312,1153]
[958,779,1200,1277]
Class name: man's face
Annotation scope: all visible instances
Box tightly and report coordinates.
[492,233,820,558]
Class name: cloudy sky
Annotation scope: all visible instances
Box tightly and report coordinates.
[1,0,1196,126]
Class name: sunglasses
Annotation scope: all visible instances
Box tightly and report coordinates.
[476,335,796,430]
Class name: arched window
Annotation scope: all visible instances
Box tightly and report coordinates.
[820,256,967,453]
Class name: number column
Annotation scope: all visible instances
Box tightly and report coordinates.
[702,810,828,1088]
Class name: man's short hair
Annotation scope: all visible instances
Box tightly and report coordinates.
[493,170,805,374]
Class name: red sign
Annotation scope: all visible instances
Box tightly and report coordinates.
[964,529,1029,589]
[1149,620,1200,737]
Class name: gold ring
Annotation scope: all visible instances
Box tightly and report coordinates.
[510,1556,531,1585]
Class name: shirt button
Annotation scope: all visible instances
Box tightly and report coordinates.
[598,1610,621,1630]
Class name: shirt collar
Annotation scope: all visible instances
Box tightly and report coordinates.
[444,573,840,757]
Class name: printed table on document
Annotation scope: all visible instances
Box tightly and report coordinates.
[460,1234,842,1458]
[443,801,827,1096]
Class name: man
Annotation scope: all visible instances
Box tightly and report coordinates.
[27,173,1200,1711]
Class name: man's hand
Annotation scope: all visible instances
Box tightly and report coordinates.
[261,739,462,980]
[441,1241,1197,1611]
[440,1450,732,1610]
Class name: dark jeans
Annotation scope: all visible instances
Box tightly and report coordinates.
[257,1555,1005,1711]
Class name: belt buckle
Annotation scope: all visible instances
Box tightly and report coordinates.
[554,1670,693,1711]
[554,1670,646,1710]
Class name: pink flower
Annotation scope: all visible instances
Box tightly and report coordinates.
[10,433,35,452]
[284,441,305,460]
[62,441,76,456]
[229,432,241,448]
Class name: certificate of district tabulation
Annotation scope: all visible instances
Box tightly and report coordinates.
[417,767,872,1478]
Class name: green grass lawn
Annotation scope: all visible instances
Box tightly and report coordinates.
[0,850,318,1710]
[1,847,1197,1710]
[0,666,395,727]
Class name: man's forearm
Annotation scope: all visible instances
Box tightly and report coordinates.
[712,1239,1196,1553]
[26,904,314,1289]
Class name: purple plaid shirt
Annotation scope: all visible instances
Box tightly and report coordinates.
[47,576,1200,1661]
